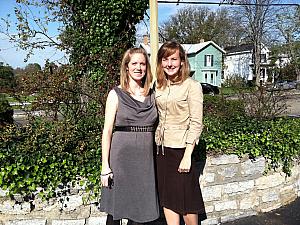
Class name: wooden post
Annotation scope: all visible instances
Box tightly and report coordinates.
[149,0,159,78]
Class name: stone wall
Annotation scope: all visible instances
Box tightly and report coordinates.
[0,154,299,225]
[200,155,300,225]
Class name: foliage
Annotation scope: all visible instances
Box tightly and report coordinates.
[0,94,13,126]
[219,77,287,119]
[199,116,300,175]
[231,0,279,86]
[0,63,15,93]
[275,6,300,81]
[3,0,149,115]
[14,63,104,122]
[160,6,241,46]
[58,0,149,108]
[203,95,245,118]
[238,87,287,119]
[0,116,103,200]
[0,1,64,62]
[0,0,150,204]
[223,75,248,88]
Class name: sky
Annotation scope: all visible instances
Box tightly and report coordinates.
[0,0,299,69]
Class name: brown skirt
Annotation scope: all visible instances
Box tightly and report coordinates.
[156,146,206,216]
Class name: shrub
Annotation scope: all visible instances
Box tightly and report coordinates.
[203,95,245,118]
[197,116,300,175]
[0,116,103,199]
[0,95,13,126]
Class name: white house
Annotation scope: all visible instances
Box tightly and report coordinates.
[223,44,272,83]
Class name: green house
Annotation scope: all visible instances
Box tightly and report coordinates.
[182,41,225,87]
[140,40,225,87]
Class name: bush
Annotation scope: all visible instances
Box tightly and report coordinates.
[0,95,13,126]
[0,116,103,199]
[197,116,300,175]
[203,95,245,118]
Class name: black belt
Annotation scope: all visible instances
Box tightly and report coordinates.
[114,126,155,132]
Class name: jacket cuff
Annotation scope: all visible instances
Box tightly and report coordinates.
[186,131,202,145]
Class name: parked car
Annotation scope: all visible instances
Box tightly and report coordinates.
[267,80,298,91]
[200,83,220,95]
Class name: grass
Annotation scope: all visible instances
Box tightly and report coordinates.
[3,94,36,103]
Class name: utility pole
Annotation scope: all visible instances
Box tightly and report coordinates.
[149,0,159,78]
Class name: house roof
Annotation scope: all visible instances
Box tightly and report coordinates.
[224,44,254,54]
[139,41,225,55]
[224,43,270,55]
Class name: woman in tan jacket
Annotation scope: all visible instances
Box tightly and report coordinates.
[155,41,206,225]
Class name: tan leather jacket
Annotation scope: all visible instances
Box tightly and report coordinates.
[155,77,203,150]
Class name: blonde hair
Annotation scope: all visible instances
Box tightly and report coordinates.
[156,41,190,89]
[120,48,152,96]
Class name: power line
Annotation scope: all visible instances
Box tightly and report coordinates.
[158,0,300,6]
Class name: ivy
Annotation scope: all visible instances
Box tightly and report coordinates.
[198,116,300,176]
[0,116,103,200]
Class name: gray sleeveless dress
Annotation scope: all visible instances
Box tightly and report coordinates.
[100,87,159,223]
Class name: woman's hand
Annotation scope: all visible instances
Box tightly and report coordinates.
[101,168,113,187]
[178,155,191,173]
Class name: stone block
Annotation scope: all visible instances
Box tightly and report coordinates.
[0,188,9,197]
[255,173,285,190]
[220,212,241,223]
[260,202,282,213]
[87,216,106,225]
[217,166,238,179]
[52,219,86,225]
[223,180,254,195]
[0,200,14,213]
[210,155,240,165]
[241,157,265,177]
[6,219,46,225]
[60,195,83,212]
[202,185,222,202]
[203,205,214,213]
[240,195,259,209]
[214,200,237,211]
[201,218,219,225]
[261,191,279,203]
[202,173,215,184]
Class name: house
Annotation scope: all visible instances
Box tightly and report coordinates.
[139,36,225,87]
[223,43,272,83]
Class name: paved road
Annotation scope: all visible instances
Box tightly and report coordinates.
[148,198,300,225]
[221,197,300,225]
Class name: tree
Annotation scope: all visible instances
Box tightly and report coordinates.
[230,0,279,86]
[0,62,15,93]
[275,6,300,81]
[1,0,149,116]
[0,1,64,62]
[159,6,242,46]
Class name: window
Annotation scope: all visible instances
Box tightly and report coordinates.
[260,54,267,63]
[205,73,208,82]
[204,55,214,67]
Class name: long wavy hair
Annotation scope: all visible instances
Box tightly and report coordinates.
[156,41,190,89]
[120,48,152,96]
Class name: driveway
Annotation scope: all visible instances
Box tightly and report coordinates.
[284,90,300,116]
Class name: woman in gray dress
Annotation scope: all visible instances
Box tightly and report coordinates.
[100,48,159,225]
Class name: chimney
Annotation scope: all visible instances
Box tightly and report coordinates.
[143,34,149,45]
[199,38,205,43]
